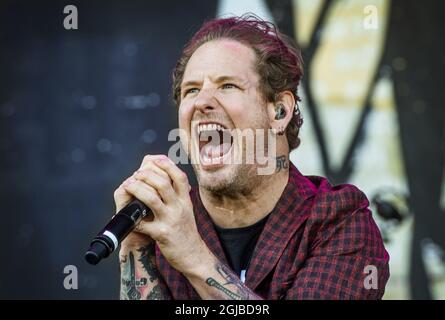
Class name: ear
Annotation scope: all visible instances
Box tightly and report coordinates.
[267,91,295,132]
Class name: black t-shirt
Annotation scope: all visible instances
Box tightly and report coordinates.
[214,214,269,280]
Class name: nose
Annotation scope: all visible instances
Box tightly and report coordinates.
[193,87,217,114]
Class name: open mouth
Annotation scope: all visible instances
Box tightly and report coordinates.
[197,122,233,166]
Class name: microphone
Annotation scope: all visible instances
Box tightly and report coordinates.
[85,199,152,265]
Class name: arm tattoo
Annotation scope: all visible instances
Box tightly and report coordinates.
[205,262,256,300]
[120,252,143,300]
[206,278,243,300]
[276,155,288,172]
[120,244,167,300]
[147,285,164,300]
[137,245,167,300]
[137,245,159,282]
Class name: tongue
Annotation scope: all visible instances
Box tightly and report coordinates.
[202,142,231,158]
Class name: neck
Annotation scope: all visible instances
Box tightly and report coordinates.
[199,156,290,228]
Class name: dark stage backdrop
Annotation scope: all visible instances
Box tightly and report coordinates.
[0,0,217,299]
[1,0,444,299]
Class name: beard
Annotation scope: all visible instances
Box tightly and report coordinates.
[192,162,260,197]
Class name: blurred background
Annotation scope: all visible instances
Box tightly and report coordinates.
[0,0,444,299]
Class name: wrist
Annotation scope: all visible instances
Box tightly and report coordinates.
[120,233,153,249]
[182,241,216,280]
[119,241,154,261]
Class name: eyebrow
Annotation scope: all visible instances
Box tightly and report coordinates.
[181,75,245,89]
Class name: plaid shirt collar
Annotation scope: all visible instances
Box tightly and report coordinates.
[191,162,318,290]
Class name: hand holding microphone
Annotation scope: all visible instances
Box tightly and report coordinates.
[85,154,203,277]
[85,155,173,265]
[85,154,209,295]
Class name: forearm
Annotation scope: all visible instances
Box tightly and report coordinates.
[184,249,263,300]
[119,243,167,300]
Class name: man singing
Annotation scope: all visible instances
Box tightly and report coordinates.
[115,15,390,300]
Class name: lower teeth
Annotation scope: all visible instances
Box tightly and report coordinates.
[201,143,231,162]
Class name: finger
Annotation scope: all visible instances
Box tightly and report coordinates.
[138,155,173,189]
[140,161,171,184]
[134,220,165,242]
[133,169,176,203]
[113,177,135,213]
[123,178,166,218]
[133,215,155,234]
[154,157,191,197]
[141,154,167,166]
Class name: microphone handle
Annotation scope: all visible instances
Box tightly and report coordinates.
[85,199,151,265]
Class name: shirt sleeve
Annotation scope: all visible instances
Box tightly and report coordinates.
[284,185,390,300]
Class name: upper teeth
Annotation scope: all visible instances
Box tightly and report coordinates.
[198,123,225,134]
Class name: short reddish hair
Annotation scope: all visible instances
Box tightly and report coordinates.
[172,14,304,150]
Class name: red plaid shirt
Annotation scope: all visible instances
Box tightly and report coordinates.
[155,163,390,299]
